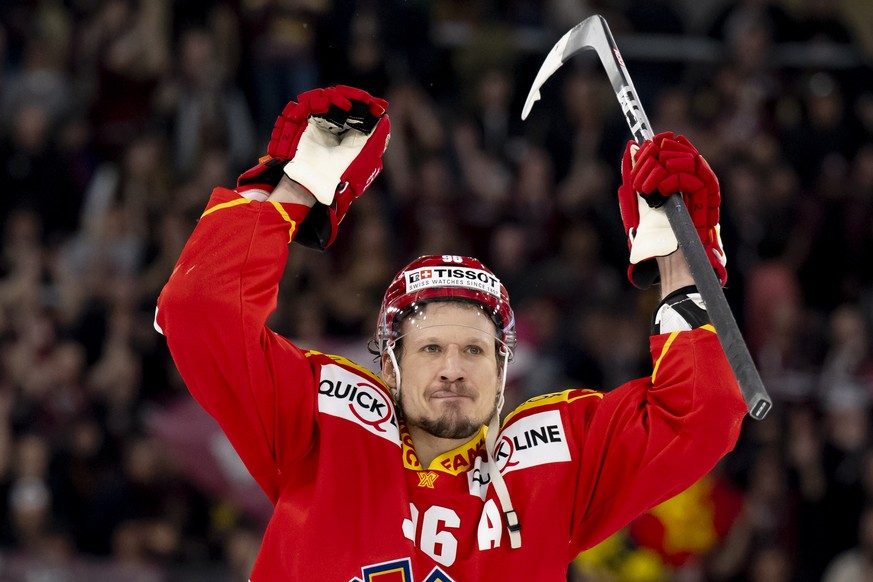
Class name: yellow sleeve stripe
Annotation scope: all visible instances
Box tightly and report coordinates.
[700,324,716,333]
[200,197,251,218]
[502,389,603,425]
[304,350,385,385]
[269,201,298,243]
[652,331,680,384]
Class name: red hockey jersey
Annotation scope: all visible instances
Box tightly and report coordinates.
[156,188,748,581]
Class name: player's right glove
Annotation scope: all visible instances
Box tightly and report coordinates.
[237,85,390,250]
[617,132,726,289]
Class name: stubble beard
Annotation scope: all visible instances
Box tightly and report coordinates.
[399,395,497,440]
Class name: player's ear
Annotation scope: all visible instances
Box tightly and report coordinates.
[381,353,397,388]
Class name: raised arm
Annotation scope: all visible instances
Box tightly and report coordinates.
[156,86,390,501]
[655,253,694,298]
[567,132,745,552]
[268,176,319,206]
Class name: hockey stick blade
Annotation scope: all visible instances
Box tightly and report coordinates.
[522,15,772,420]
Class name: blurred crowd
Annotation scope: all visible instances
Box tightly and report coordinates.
[0,0,872,580]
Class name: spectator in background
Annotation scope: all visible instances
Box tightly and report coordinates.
[706,0,797,45]
[818,383,871,562]
[794,0,855,44]
[0,103,82,238]
[74,0,169,161]
[159,26,257,179]
[505,146,560,262]
[823,504,873,582]
[241,0,326,136]
[705,447,795,580]
[331,5,391,98]
[4,433,54,549]
[1,31,75,135]
[379,81,446,200]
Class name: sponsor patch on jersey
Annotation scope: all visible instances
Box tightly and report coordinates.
[318,364,399,445]
[466,455,491,501]
[493,410,571,475]
[404,266,501,297]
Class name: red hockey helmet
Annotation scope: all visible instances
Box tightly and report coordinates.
[376,255,516,355]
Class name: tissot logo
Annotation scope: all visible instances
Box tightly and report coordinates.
[318,364,399,444]
[493,410,571,474]
[404,267,501,297]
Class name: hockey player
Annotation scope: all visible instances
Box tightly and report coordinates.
[156,85,746,580]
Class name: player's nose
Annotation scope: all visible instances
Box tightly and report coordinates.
[438,345,465,383]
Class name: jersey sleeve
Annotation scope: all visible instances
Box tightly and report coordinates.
[155,187,315,503]
[566,325,747,556]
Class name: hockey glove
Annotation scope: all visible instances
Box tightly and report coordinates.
[618,131,726,289]
[237,85,390,250]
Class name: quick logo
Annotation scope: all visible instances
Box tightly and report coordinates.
[318,364,399,445]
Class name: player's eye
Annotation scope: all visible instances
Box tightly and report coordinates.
[422,344,440,353]
[466,345,484,355]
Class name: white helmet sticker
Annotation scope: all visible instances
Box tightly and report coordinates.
[404,266,502,297]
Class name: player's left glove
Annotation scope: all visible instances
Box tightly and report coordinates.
[617,131,726,289]
[238,85,390,250]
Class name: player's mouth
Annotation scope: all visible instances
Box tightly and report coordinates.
[430,390,472,400]
[429,386,476,404]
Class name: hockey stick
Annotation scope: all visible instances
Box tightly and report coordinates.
[521,15,772,420]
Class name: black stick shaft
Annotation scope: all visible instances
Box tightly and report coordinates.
[586,15,772,419]
[663,196,771,419]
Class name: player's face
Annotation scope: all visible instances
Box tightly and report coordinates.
[391,302,501,441]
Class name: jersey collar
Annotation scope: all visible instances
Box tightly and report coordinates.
[400,423,486,475]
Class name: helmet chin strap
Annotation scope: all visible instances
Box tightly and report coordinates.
[385,341,402,403]
[485,347,522,549]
